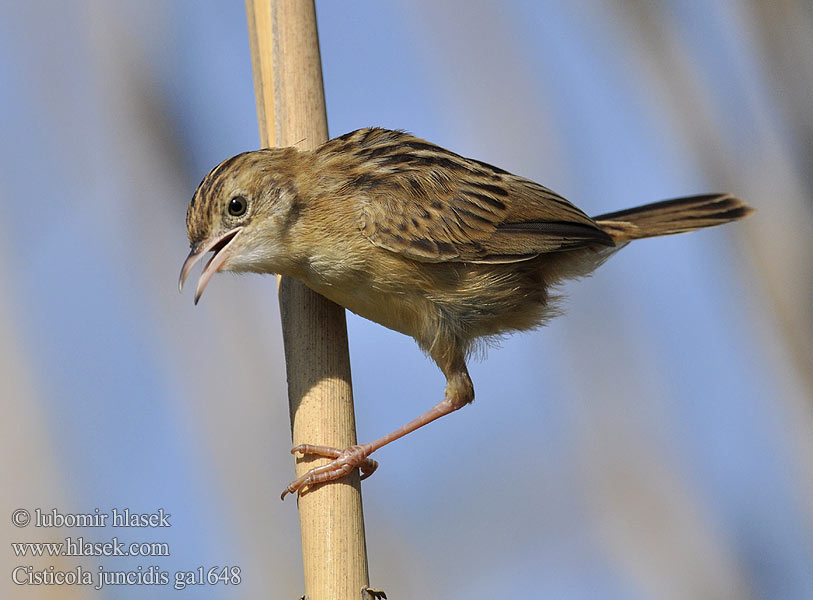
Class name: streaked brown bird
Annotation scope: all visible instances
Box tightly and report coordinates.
[180,127,753,498]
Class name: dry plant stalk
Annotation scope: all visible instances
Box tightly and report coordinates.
[244,1,370,598]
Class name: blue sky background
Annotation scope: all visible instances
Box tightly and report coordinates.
[1,2,811,599]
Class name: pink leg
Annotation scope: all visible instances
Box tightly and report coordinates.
[280,445,379,500]
[281,368,473,499]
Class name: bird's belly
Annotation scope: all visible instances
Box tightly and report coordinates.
[300,272,426,340]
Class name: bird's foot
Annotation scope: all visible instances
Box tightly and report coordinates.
[362,585,387,599]
[281,443,378,500]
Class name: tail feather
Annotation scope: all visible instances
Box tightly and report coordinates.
[594,193,754,243]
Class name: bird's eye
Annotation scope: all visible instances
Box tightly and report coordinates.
[228,195,248,217]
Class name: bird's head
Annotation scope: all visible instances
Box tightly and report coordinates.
[179,147,304,303]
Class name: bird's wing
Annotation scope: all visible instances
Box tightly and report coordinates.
[354,132,614,263]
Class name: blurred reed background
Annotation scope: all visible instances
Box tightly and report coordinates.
[1,1,811,599]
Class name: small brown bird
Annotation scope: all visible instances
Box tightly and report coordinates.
[180,127,753,498]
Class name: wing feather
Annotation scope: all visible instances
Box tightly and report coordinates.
[341,129,614,263]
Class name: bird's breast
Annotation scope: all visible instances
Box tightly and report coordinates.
[295,247,431,341]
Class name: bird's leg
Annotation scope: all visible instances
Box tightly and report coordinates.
[281,357,473,499]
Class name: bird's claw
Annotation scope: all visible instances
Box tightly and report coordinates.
[362,585,387,599]
[280,443,378,500]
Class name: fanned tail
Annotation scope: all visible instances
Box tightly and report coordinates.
[594,193,754,243]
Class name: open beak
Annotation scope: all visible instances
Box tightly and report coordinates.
[178,228,242,304]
